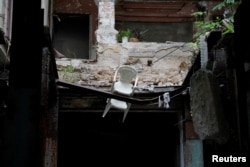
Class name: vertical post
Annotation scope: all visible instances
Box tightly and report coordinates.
[183,96,204,167]
[233,0,250,151]
[95,0,118,44]
[2,1,43,167]
[185,140,204,167]
[0,0,4,28]
[39,28,59,167]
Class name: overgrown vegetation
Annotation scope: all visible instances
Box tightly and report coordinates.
[62,64,77,82]
[192,0,241,39]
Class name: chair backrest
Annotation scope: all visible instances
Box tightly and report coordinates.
[114,65,138,86]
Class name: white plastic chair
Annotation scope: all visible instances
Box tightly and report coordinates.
[102,65,138,122]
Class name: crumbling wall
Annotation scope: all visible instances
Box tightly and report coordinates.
[56,41,198,88]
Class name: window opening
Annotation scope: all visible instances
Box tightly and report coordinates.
[53,14,90,59]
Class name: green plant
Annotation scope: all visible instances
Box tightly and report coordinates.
[117,29,131,42]
[192,13,222,38]
[62,64,76,82]
[213,0,240,11]
[192,0,241,39]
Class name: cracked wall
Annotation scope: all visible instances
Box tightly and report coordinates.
[56,41,198,88]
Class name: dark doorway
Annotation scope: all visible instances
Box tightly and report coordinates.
[53,14,90,59]
[58,112,179,167]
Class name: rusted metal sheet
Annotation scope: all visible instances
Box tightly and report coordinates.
[184,116,200,139]
[184,95,200,139]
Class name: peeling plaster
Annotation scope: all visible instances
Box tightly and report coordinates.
[56,41,198,88]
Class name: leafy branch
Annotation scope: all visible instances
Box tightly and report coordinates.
[192,0,241,40]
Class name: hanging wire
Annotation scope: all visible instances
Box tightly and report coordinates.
[153,36,201,63]
[146,87,189,106]
[153,43,187,63]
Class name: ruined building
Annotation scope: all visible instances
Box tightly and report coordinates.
[0,0,249,167]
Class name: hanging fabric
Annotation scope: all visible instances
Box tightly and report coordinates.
[189,68,229,144]
[158,92,170,109]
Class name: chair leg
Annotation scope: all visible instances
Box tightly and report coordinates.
[122,103,131,123]
[102,101,111,118]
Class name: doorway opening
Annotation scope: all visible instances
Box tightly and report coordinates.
[58,112,180,167]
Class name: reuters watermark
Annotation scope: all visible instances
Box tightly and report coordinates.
[212,155,246,163]
[210,154,248,166]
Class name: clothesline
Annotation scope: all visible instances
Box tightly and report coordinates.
[146,87,189,109]
[56,79,189,105]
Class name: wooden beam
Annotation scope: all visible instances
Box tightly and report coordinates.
[115,1,195,23]
[116,10,182,17]
[115,16,194,22]
[56,79,189,105]
[121,2,185,10]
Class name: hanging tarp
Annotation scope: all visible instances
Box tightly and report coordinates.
[189,68,229,144]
